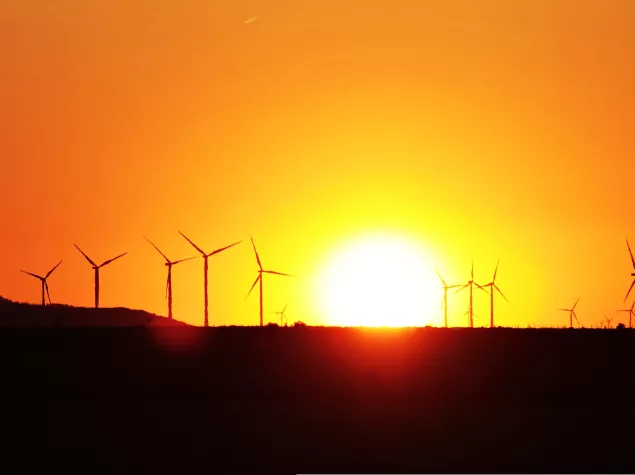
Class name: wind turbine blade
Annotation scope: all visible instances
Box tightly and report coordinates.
[494,284,508,302]
[493,259,500,282]
[471,256,474,281]
[245,275,261,300]
[557,309,570,312]
[627,239,635,270]
[100,252,128,267]
[20,270,43,280]
[250,236,262,270]
[172,256,196,265]
[448,284,462,289]
[45,260,63,279]
[209,240,242,257]
[178,231,206,256]
[625,279,635,303]
[74,244,97,267]
[45,281,52,305]
[573,311,580,326]
[144,237,170,263]
[572,297,580,310]
[436,269,447,287]
[475,282,488,292]
[282,303,288,313]
[455,283,469,293]
[630,301,635,313]
[263,270,292,277]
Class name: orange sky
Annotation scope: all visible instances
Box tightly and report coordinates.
[1,0,634,328]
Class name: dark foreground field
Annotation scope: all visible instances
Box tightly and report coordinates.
[2,326,635,473]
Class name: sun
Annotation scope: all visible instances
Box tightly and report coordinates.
[315,232,441,327]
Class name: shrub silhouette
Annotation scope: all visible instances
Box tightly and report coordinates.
[293,321,307,327]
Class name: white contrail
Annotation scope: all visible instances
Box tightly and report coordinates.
[244,16,259,24]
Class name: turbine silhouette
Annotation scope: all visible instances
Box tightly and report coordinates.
[20,260,63,306]
[455,257,487,328]
[272,303,289,326]
[558,297,580,328]
[179,231,241,327]
[74,245,127,308]
[480,259,508,328]
[624,239,635,302]
[436,270,461,328]
[245,236,292,327]
[144,237,195,320]
[617,301,635,329]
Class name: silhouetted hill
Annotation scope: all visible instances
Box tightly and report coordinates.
[2,325,635,473]
[0,295,188,327]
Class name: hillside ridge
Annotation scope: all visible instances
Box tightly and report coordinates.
[0,295,189,327]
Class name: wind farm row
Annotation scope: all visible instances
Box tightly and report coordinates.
[15,235,635,329]
[437,258,507,329]
[19,233,291,327]
[434,239,635,329]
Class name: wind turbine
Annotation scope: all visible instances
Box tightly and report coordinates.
[624,239,635,302]
[480,259,508,328]
[246,236,292,327]
[436,270,461,328]
[178,231,241,327]
[455,257,487,328]
[144,237,195,320]
[20,260,63,306]
[617,301,635,329]
[272,303,289,326]
[558,298,581,328]
[74,245,127,308]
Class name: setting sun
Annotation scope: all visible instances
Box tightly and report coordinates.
[316,232,439,327]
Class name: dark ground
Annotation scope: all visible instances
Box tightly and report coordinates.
[2,325,634,474]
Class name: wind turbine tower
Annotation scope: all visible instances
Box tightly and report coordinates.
[558,298,581,329]
[624,239,635,302]
[179,231,241,327]
[246,236,292,327]
[617,301,635,329]
[436,270,461,328]
[20,260,63,306]
[74,245,127,308]
[273,303,289,326]
[145,237,195,320]
[480,259,508,328]
[456,257,487,328]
